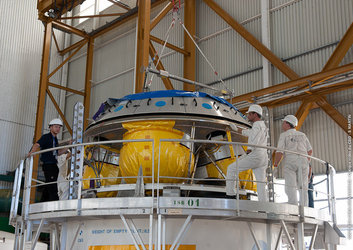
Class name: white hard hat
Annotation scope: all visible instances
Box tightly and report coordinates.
[246,104,263,116]
[49,118,63,127]
[282,115,298,127]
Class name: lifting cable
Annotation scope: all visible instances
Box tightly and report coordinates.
[144,15,176,91]
[145,0,233,97]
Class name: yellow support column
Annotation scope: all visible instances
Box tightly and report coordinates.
[84,37,94,129]
[135,0,151,93]
[32,21,52,202]
[183,0,196,91]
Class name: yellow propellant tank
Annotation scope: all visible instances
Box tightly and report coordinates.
[119,120,194,183]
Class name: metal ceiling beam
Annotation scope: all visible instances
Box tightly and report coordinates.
[59,38,87,56]
[295,101,314,130]
[315,96,350,135]
[48,40,87,79]
[150,1,173,30]
[52,20,88,37]
[259,78,353,108]
[203,0,299,81]
[48,82,85,96]
[135,0,151,93]
[58,13,125,20]
[150,35,189,56]
[323,22,353,71]
[91,0,166,38]
[183,0,196,91]
[149,41,174,90]
[230,62,353,104]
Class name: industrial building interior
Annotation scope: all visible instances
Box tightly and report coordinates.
[0,0,352,249]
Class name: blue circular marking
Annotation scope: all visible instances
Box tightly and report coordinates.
[155,101,166,107]
[114,105,124,112]
[202,103,212,110]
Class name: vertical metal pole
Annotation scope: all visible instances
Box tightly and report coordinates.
[187,123,196,178]
[150,140,154,250]
[157,214,162,250]
[298,164,305,217]
[297,223,305,250]
[236,145,240,215]
[69,103,84,200]
[326,162,333,220]
[25,221,33,246]
[162,216,166,250]
[329,165,337,224]
[24,157,34,221]
[50,225,56,250]
[261,0,271,88]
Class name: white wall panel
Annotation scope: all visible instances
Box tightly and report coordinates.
[0,0,64,179]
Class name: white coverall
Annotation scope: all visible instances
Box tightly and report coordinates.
[57,154,69,200]
[277,129,312,206]
[226,121,268,201]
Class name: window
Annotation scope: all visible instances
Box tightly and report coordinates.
[77,0,114,24]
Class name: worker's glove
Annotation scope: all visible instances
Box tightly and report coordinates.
[229,123,238,131]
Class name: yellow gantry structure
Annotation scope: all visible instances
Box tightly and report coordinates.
[33,0,353,199]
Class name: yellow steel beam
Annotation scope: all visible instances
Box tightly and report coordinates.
[52,20,87,37]
[92,0,166,39]
[323,22,353,71]
[149,41,174,90]
[46,89,73,135]
[48,82,85,96]
[295,101,314,130]
[135,0,151,93]
[150,35,189,56]
[203,0,299,81]
[58,13,125,20]
[48,40,87,79]
[83,37,94,129]
[265,79,353,108]
[59,38,87,56]
[150,1,173,30]
[52,30,61,52]
[315,95,350,135]
[183,0,196,91]
[230,62,353,104]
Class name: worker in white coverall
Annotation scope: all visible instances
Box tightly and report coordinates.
[274,115,313,206]
[226,104,269,202]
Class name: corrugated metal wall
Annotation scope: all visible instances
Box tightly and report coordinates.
[62,0,353,174]
[0,0,67,188]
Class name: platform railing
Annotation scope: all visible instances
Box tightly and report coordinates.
[10,138,337,249]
